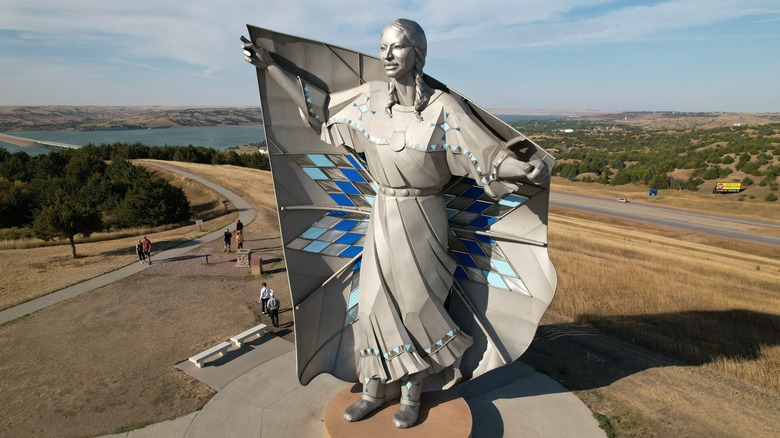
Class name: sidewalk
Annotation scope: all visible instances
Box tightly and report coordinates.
[0,162,255,326]
[101,335,605,438]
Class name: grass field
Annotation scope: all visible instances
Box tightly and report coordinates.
[548,209,780,392]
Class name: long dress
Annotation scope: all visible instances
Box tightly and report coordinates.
[299,80,516,383]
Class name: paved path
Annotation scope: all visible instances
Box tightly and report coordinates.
[0,162,255,326]
[101,335,604,438]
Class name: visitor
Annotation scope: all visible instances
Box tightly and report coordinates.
[135,240,145,264]
[142,236,152,264]
[259,282,273,315]
[267,292,280,328]
[223,228,232,252]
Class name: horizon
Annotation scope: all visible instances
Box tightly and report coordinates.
[1,1,779,113]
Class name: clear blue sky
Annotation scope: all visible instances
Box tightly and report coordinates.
[1,1,778,112]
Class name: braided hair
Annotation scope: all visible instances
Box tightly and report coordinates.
[383,19,429,121]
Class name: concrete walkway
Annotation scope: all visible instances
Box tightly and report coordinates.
[102,334,604,437]
[0,162,255,326]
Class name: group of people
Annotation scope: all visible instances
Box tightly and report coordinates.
[135,236,152,264]
[223,219,245,252]
[260,282,280,328]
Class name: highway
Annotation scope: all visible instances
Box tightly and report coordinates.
[550,191,780,247]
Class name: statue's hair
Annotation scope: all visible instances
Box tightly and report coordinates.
[384,19,429,121]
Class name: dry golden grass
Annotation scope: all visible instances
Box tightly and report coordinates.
[548,211,780,392]
[137,160,277,212]
[0,215,239,311]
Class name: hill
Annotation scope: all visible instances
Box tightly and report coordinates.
[0,106,263,132]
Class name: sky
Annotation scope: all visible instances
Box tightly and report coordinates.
[1,0,778,112]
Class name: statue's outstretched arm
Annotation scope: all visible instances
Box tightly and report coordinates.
[241,36,307,111]
[497,136,550,184]
[497,156,549,184]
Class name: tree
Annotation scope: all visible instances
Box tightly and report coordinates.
[63,147,107,183]
[113,177,190,228]
[33,192,103,258]
[0,178,35,227]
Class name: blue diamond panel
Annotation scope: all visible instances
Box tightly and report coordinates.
[448,228,530,295]
[291,153,376,209]
[444,178,529,230]
[288,210,369,259]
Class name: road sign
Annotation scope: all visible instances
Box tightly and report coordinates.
[649,188,658,196]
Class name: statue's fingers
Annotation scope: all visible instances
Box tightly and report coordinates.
[240,35,251,43]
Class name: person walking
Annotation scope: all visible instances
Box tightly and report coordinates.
[259,282,273,315]
[142,236,152,264]
[135,240,146,264]
[236,231,244,250]
[223,228,232,252]
[267,292,280,328]
[236,219,243,234]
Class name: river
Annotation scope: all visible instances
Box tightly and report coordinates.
[1,114,566,156]
[1,124,266,156]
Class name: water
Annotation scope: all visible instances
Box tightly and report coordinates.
[2,117,564,156]
[495,114,568,123]
[2,125,266,156]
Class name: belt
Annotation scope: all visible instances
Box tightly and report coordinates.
[377,186,440,197]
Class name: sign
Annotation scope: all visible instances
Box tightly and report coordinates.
[649,188,658,196]
[715,182,742,193]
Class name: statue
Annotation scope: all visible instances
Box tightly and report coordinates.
[242,18,556,429]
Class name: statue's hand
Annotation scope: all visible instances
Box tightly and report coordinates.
[498,157,550,184]
[241,36,273,70]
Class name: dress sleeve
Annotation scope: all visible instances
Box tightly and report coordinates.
[296,78,369,152]
[442,100,518,198]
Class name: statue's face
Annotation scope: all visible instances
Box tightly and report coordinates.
[380,27,415,80]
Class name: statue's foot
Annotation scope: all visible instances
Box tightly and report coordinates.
[343,398,382,422]
[392,404,419,429]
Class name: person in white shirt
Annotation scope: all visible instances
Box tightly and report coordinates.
[259,282,273,314]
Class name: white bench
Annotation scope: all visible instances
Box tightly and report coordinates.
[230,323,268,347]
[188,341,232,368]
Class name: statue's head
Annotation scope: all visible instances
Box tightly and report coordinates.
[381,19,430,119]
[380,19,427,79]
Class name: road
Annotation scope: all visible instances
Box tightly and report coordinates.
[550,192,780,247]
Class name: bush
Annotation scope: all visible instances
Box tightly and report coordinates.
[765,192,778,202]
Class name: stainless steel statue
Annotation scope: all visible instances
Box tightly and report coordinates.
[242,18,556,429]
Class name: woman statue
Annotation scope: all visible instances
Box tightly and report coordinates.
[242,18,549,429]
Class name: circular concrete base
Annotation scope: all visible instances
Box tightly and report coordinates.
[323,384,472,437]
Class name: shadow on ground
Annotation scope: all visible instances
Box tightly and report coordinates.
[521,309,780,391]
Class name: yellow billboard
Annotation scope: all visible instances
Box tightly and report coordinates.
[715,182,742,193]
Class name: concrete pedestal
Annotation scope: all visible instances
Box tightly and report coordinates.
[323,384,472,437]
